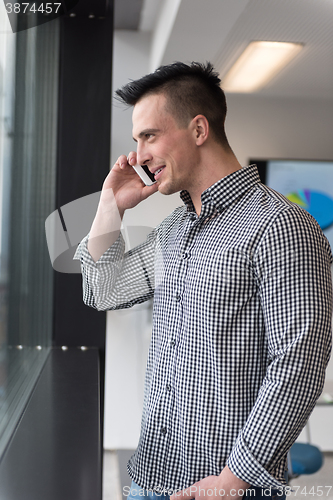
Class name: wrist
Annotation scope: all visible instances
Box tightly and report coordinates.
[99,188,125,219]
[219,465,250,492]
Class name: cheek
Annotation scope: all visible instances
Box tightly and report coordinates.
[161,132,195,167]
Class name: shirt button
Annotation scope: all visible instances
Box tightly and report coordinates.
[161,426,167,435]
[175,294,181,302]
[166,384,171,392]
[170,339,176,347]
[189,213,196,221]
[181,252,189,260]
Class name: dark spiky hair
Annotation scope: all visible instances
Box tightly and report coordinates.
[115,61,230,149]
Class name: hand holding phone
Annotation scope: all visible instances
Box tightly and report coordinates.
[132,164,156,186]
[99,153,158,217]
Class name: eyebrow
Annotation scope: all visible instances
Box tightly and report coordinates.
[132,129,160,142]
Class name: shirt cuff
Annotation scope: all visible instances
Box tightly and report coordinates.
[73,234,94,264]
[227,432,286,490]
[73,233,125,267]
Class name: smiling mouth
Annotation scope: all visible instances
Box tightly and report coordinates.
[154,166,165,179]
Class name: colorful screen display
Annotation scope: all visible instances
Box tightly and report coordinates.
[251,159,333,252]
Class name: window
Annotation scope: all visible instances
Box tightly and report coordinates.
[0,8,59,456]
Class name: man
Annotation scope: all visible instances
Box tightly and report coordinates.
[74,62,332,499]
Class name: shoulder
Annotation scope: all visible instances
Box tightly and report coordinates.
[253,186,333,267]
[155,204,187,233]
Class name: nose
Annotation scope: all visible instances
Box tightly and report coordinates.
[136,141,153,166]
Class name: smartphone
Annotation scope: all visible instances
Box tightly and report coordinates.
[132,164,156,186]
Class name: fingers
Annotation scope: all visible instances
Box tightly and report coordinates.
[115,152,137,170]
[141,181,159,199]
[170,485,196,500]
[117,154,128,169]
[127,151,137,166]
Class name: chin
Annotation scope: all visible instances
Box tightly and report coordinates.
[158,183,177,196]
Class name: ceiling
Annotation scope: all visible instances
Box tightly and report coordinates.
[114,0,333,100]
[114,0,144,30]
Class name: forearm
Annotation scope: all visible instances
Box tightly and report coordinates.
[227,341,324,489]
[87,188,124,262]
[226,209,333,488]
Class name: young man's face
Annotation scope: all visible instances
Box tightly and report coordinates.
[132,93,200,196]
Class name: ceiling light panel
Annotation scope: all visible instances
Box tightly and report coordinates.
[222,41,304,93]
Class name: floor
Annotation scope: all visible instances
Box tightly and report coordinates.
[289,453,333,500]
[103,451,333,500]
[103,450,122,500]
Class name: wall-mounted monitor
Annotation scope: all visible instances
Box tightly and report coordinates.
[250,159,333,252]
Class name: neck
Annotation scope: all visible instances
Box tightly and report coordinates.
[189,146,242,215]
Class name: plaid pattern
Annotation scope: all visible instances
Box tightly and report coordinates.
[74,165,332,490]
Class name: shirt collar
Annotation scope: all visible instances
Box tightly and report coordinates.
[180,164,261,214]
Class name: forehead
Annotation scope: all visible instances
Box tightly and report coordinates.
[132,93,176,136]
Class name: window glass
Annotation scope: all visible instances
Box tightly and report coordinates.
[0,7,59,456]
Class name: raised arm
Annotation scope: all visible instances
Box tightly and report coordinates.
[74,152,159,310]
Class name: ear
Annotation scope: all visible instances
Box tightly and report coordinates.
[191,115,209,146]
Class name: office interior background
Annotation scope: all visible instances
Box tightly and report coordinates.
[0,0,332,499]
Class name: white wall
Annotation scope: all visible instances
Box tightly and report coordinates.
[104,32,333,450]
[110,31,150,167]
[225,93,333,167]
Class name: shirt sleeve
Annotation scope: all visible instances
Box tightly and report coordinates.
[73,228,158,311]
[227,206,333,488]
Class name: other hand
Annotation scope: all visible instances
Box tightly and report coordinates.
[170,466,250,500]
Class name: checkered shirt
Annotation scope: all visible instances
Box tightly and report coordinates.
[74,165,333,491]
